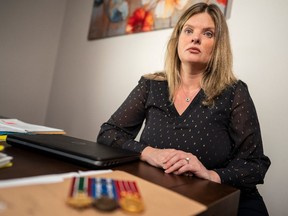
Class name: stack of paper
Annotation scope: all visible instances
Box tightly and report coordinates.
[0,152,12,168]
[0,119,65,135]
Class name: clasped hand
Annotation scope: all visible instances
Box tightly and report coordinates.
[141,146,220,183]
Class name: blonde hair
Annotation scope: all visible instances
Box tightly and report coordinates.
[164,2,237,106]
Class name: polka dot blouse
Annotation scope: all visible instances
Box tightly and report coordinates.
[97,76,271,191]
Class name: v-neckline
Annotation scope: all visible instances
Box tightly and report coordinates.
[172,89,203,117]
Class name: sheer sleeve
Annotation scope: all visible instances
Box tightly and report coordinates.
[214,81,271,190]
[97,77,149,153]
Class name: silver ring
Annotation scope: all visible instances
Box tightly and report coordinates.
[184,172,193,177]
[185,157,190,164]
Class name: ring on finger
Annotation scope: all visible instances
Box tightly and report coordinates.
[184,172,193,177]
[185,157,190,164]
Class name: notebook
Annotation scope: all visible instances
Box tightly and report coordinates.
[6,134,140,168]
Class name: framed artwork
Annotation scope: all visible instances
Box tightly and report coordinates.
[87,0,230,40]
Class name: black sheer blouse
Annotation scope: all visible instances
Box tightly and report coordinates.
[97,76,271,192]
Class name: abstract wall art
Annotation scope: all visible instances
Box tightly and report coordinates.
[88,0,230,40]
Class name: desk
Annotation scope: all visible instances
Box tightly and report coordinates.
[0,142,240,216]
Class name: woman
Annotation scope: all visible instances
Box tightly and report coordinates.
[97,3,271,215]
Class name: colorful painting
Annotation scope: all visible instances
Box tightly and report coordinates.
[87,0,230,40]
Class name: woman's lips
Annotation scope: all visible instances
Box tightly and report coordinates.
[187,47,201,54]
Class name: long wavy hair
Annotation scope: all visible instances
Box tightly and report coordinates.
[159,2,237,106]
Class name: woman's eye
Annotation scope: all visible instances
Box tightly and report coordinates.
[204,31,214,38]
[184,28,193,34]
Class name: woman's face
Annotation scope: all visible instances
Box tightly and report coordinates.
[177,12,215,69]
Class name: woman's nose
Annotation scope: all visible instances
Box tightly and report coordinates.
[191,37,200,44]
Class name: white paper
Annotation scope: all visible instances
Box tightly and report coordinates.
[0,119,64,133]
[0,170,112,188]
[0,153,13,167]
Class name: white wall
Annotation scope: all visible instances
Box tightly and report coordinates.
[0,0,66,124]
[1,0,287,215]
[229,1,288,215]
[46,0,170,140]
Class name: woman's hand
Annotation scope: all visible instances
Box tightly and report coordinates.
[141,146,177,168]
[142,147,221,183]
[163,150,221,183]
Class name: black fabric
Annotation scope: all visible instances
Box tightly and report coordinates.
[238,190,269,216]
[97,76,271,213]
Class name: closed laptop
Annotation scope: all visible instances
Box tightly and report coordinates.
[6,134,140,168]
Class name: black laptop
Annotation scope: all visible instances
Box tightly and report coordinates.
[6,134,140,168]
